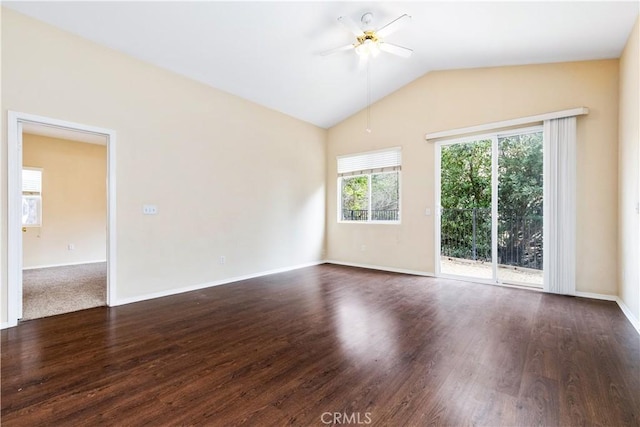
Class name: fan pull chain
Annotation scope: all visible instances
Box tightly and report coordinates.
[366,60,372,133]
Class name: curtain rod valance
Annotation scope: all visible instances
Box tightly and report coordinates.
[425,107,589,142]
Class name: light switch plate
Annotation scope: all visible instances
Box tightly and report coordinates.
[143,204,158,215]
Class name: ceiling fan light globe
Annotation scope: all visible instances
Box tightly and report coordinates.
[361,40,371,56]
[370,42,381,58]
[355,39,381,58]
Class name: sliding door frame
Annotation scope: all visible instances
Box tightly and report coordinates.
[435,125,543,288]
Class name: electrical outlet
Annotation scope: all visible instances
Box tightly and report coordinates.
[361,245,367,252]
[143,204,158,215]
[68,244,75,251]
[425,208,432,216]
[219,256,226,265]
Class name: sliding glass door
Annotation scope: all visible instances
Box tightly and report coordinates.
[439,139,493,280]
[496,131,543,286]
[437,127,544,287]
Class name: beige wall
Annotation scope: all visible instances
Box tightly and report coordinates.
[327,60,620,296]
[22,134,107,268]
[618,17,640,321]
[1,9,326,323]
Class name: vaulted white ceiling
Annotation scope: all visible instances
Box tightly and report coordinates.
[5,1,639,128]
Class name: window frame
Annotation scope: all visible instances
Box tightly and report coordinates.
[22,167,43,228]
[339,172,370,223]
[337,168,402,225]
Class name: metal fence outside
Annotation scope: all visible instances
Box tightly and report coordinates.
[441,208,542,270]
[342,209,399,221]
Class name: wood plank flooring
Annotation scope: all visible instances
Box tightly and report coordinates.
[2,264,639,426]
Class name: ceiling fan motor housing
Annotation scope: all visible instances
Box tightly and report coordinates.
[357,31,380,46]
[361,12,374,28]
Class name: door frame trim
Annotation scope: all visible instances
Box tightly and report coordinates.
[434,125,543,286]
[6,111,117,328]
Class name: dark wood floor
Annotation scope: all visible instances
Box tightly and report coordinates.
[2,265,639,426]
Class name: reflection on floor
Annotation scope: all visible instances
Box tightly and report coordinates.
[440,256,543,287]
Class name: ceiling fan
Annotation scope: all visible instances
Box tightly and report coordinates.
[322,12,413,60]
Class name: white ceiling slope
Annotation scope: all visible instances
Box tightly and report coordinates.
[5,2,639,129]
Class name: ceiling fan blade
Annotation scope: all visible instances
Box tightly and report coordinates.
[320,44,355,56]
[338,16,365,37]
[379,42,413,58]
[376,14,411,38]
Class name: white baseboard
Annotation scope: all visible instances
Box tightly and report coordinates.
[113,261,325,306]
[574,291,617,301]
[325,260,435,277]
[574,291,639,335]
[1,321,18,329]
[23,260,107,270]
[615,297,640,335]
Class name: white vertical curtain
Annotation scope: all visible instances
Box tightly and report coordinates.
[543,116,577,295]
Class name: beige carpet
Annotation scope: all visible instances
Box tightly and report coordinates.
[22,262,107,320]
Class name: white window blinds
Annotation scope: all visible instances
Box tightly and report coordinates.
[22,168,43,227]
[543,116,577,296]
[337,147,402,176]
[22,168,42,193]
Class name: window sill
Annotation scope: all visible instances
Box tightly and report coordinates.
[337,220,401,225]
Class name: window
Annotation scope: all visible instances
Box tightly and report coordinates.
[22,168,42,227]
[338,147,401,223]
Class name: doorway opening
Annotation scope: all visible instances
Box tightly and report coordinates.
[436,127,544,288]
[21,126,107,319]
[7,112,117,327]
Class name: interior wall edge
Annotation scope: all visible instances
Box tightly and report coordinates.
[112,261,325,307]
[22,260,107,271]
[325,260,435,277]
[615,296,640,335]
